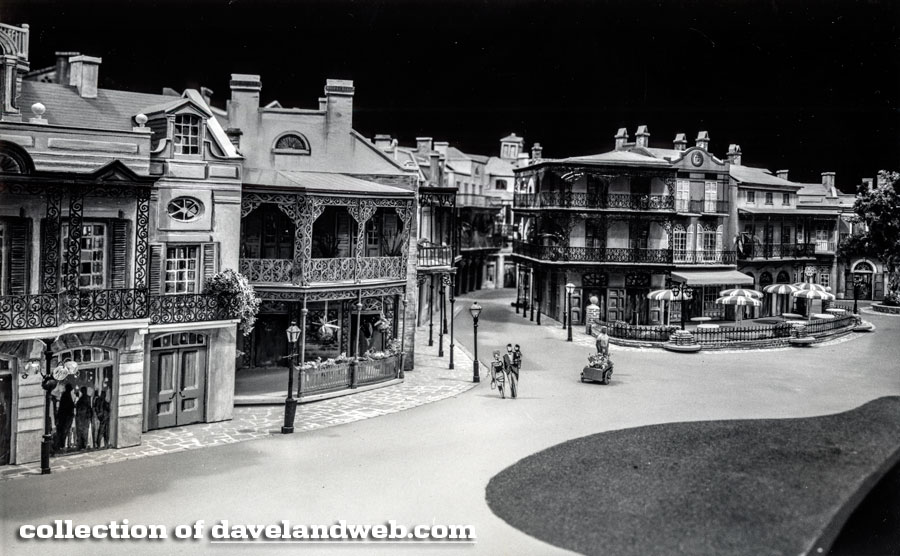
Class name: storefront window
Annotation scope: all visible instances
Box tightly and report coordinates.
[50,348,114,455]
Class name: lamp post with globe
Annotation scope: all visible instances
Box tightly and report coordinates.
[469,302,482,383]
[565,282,575,341]
[282,321,301,434]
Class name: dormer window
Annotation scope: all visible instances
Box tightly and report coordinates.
[173,114,201,155]
[273,133,311,155]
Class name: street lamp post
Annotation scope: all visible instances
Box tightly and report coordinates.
[469,302,482,383]
[282,320,301,434]
[565,282,575,341]
[448,274,455,370]
[671,282,694,330]
[399,296,408,379]
[438,277,445,357]
[296,298,308,398]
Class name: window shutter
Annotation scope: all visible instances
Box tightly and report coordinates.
[337,213,351,257]
[149,244,165,294]
[110,220,129,289]
[8,219,30,295]
[201,242,219,289]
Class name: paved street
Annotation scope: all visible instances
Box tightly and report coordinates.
[2,288,898,555]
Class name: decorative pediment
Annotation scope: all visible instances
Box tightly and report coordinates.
[88,160,156,185]
[138,96,212,119]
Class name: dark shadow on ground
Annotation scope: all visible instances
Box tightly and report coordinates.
[486,396,900,556]
[828,459,900,555]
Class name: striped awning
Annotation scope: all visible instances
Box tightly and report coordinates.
[671,270,754,286]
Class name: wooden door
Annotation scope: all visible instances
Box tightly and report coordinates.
[607,289,625,322]
[149,350,178,429]
[704,181,717,212]
[149,342,207,430]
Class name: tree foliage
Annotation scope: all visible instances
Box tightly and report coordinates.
[845,170,900,304]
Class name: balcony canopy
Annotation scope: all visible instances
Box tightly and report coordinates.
[671,270,754,286]
[739,207,838,216]
[243,169,413,197]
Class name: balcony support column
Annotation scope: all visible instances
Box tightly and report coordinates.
[41,189,62,294]
[64,187,84,292]
[134,189,150,291]
[349,200,377,284]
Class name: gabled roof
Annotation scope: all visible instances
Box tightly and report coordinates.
[139,96,212,118]
[559,149,671,167]
[642,147,683,161]
[485,156,515,177]
[729,164,801,189]
[242,169,413,196]
[796,182,830,196]
[501,133,523,143]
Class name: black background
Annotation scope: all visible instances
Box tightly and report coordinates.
[3,0,897,189]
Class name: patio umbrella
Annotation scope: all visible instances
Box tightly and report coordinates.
[647,289,684,325]
[792,282,827,292]
[719,288,763,321]
[763,283,800,316]
[792,289,836,321]
[715,295,762,324]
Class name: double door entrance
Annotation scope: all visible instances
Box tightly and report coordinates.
[149,333,207,430]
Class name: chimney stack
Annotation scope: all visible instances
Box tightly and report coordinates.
[227,74,262,150]
[318,97,327,111]
[776,169,789,180]
[673,133,686,151]
[416,137,433,153]
[200,86,214,107]
[695,131,710,151]
[433,141,449,156]
[68,55,102,99]
[635,125,650,148]
[374,134,393,150]
[614,128,629,151]
[821,172,837,196]
[324,78,355,132]
[531,142,543,162]
[726,144,742,165]
[54,51,79,85]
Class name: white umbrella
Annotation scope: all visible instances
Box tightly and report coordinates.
[764,283,800,316]
[793,282,827,292]
[715,295,762,324]
[719,288,763,298]
[647,289,685,325]
[792,289,836,321]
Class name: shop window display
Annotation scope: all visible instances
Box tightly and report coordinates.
[50,348,114,455]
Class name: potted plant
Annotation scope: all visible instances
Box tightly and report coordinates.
[204,269,261,336]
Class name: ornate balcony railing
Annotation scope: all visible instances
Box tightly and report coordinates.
[418,245,454,268]
[737,243,817,260]
[674,250,737,265]
[306,256,405,283]
[513,241,672,264]
[239,258,293,283]
[814,241,836,254]
[302,361,353,395]
[513,192,674,211]
[0,294,59,330]
[60,288,149,322]
[676,199,729,214]
[358,256,405,281]
[149,293,235,325]
[308,257,356,282]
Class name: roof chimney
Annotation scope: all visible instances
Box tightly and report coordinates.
[318,97,327,111]
[200,86,214,107]
[433,141,449,156]
[614,128,629,151]
[68,55,101,99]
[416,137,433,153]
[635,125,650,148]
[695,131,710,151]
[673,133,686,151]
[821,172,837,196]
[54,51,79,85]
[374,134,393,150]
[531,142,543,162]
[726,144,742,165]
[776,169,789,180]
[324,78,354,133]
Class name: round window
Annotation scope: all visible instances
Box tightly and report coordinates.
[167,197,203,222]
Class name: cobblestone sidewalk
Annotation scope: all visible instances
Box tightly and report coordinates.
[0,328,481,482]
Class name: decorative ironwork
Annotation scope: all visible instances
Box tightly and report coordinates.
[134,189,150,289]
[149,293,234,324]
[625,272,651,288]
[60,288,149,323]
[308,258,356,283]
[417,245,453,267]
[674,250,737,265]
[166,197,203,222]
[65,189,84,291]
[259,300,291,314]
[419,190,456,207]
[0,294,59,330]
[737,242,817,260]
[394,201,414,276]
[302,361,352,395]
[356,355,400,385]
[298,198,325,286]
[239,258,294,283]
[513,241,672,264]
[41,190,62,293]
[358,256,404,281]
[515,191,675,211]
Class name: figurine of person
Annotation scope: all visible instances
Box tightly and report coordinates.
[93,390,110,449]
[503,344,519,399]
[490,350,506,399]
[55,384,75,451]
[596,326,610,356]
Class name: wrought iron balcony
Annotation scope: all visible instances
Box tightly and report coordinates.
[513,241,672,264]
[737,242,817,260]
[457,193,504,208]
[417,245,454,268]
[60,288,149,322]
[513,192,675,211]
[674,250,737,265]
[149,293,235,325]
[307,256,405,283]
[814,241,836,254]
[239,258,293,283]
[675,199,730,214]
[0,293,59,330]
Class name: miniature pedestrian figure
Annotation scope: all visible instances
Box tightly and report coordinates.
[596,326,610,356]
[510,344,523,399]
[93,390,110,449]
[503,344,518,399]
[75,386,92,451]
[55,384,75,450]
[490,350,506,399]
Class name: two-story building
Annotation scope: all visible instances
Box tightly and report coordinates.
[214,75,419,378]
[0,22,243,465]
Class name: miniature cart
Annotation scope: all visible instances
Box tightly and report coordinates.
[581,353,613,385]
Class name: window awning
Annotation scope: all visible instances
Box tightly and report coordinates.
[671,270,754,286]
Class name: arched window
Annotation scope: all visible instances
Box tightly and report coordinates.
[760,271,773,287]
[0,141,34,174]
[672,224,687,262]
[852,261,874,273]
[776,270,790,283]
[273,133,310,154]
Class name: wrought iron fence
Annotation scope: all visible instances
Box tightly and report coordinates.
[514,192,675,210]
[814,241,836,253]
[308,257,356,282]
[513,241,671,264]
[60,288,149,322]
[737,243,817,260]
[417,245,453,267]
[239,258,293,283]
[302,361,353,395]
[692,323,794,348]
[592,321,678,342]
[803,314,858,335]
[356,354,400,385]
[674,250,737,264]
[0,293,59,330]
[149,293,234,325]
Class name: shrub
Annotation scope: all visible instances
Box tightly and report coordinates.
[204,269,261,336]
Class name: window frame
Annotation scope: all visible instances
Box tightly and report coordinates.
[272,132,311,155]
[746,190,756,203]
[173,114,202,157]
[765,192,774,205]
[163,244,202,294]
[782,193,790,206]
[61,222,109,290]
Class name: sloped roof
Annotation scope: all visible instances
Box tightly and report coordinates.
[445,161,471,176]
[642,147,683,161]
[444,146,471,161]
[485,156,515,177]
[242,169,413,196]
[796,182,830,196]
[19,81,170,131]
[560,149,671,167]
[729,164,801,189]
[501,133,523,143]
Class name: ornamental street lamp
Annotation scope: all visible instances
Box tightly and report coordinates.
[448,274,456,370]
[400,296,408,378]
[671,282,694,330]
[565,282,575,341]
[438,277,446,358]
[282,320,301,434]
[469,302,482,383]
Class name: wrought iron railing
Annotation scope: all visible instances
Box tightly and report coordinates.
[356,355,400,385]
[802,314,859,335]
[591,321,679,342]
[306,256,405,283]
[737,243,817,260]
[514,192,675,211]
[358,256,405,281]
[513,241,672,264]
[149,293,235,325]
[417,245,453,268]
[674,250,737,265]
[814,241,836,253]
[239,258,293,283]
[0,293,59,330]
[60,288,149,322]
[677,199,729,214]
[692,323,794,348]
[308,257,356,282]
[302,361,353,395]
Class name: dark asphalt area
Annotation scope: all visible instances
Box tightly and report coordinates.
[486,396,900,556]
